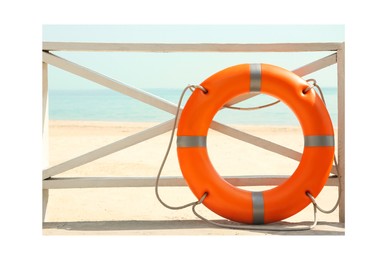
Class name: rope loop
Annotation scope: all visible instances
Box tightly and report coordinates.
[187,84,208,94]
[304,78,326,105]
[306,191,340,214]
[303,79,318,94]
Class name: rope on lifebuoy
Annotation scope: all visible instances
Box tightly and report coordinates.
[154,81,340,231]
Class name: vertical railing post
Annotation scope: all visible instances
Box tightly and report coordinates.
[337,44,345,223]
[42,61,49,221]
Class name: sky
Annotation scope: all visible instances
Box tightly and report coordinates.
[43,25,344,90]
[43,24,343,43]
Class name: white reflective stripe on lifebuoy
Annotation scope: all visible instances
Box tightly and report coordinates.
[177,136,207,147]
[250,64,262,92]
[252,192,264,224]
[304,135,334,147]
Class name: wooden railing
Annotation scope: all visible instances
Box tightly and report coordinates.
[42,42,345,223]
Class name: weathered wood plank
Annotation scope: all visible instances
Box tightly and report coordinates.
[42,51,178,115]
[42,62,49,167]
[225,53,337,106]
[210,121,302,161]
[292,53,337,77]
[43,176,338,189]
[209,121,337,175]
[337,45,345,223]
[42,119,174,179]
[43,42,343,52]
[42,189,49,221]
[42,62,49,221]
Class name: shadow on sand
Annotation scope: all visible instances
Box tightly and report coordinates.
[43,219,344,235]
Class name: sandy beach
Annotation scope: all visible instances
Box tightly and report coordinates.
[43,120,343,235]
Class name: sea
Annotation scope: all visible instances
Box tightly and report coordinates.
[49,87,338,126]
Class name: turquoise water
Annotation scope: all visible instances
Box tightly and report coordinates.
[49,87,338,126]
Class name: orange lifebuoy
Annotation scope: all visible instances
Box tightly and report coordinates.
[177,64,334,224]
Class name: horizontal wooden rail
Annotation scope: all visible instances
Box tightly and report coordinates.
[43,42,344,52]
[43,175,339,189]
